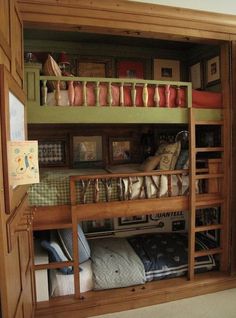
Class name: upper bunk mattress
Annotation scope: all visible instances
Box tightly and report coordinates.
[28,169,107,206]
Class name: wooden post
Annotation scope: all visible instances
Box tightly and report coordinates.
[68,81,74,106]
[95,81,100,107]
[154,84,160,107]
[142,83,148,107]
[108,82,113,106]
[41,80,48,105]
[83,81,87,106]
[188,107,196,280]
[131,83,136,107]
[120,82,124,106]
[55,81,61,105]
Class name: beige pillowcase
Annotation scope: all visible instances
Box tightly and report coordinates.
[140,156,161,172]
[156,141,181,170]
[43,54,62,90]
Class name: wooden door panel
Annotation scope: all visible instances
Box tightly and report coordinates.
[10,0,23,87]
[19,231,31,277]
[15,301,24,318]
[0,0,10,44]
[5,238,22,318]
[0,0,11,71]
[23,270,34,318]
[0,0,34,317]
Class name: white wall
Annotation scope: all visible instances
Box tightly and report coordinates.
[128,0,236,15]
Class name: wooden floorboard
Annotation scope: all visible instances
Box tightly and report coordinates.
[35,272,236,318]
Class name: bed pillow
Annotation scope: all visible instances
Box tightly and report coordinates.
[43,54,62,90]
[41,240,73,275]
[140,156,161,171]
[58,225,90,263]
[175,149,189,169]
[155,141,181,170]
[192,89,222,108]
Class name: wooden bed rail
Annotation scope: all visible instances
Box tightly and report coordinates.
[39,75,192,108]
[70,169,189,206]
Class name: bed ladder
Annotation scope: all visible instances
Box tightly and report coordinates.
[188,108,228,280]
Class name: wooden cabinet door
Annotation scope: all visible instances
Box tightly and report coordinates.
[10,0,24,88]
[0,0,23,86]
[0,194,35,318]
[0,0,11,71]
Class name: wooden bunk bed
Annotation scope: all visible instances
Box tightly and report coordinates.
[23,63,231,317]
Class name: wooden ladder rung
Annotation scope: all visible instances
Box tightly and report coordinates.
[196,198,223,208]
[194,224,222,232]
[195,147,224,153]
[194,248,222,258]
[195,173,224,180]
[196,201,224,208]
[34,260,74,270]
[196,168,209,173]
[195,120,223,126]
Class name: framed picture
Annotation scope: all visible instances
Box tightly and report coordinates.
[109,138,132,163]
[73,136,103,164]
[116,59,145,79]
[189,62,203,89]
[38,139,67,166]
[206,56,220,86]
[153,59,180,81]
[118,215,148,226]
[77,57,112,77]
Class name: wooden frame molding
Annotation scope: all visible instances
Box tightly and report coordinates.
[18,0,236,42]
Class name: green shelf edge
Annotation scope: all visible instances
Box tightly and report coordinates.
[27,106,222,124]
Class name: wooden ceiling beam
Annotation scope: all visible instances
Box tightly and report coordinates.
[17,0,236,42]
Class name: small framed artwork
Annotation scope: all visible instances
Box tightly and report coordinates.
[73,136,103,164]
[206,56,220,86]
[109,138,132,163]
[153,59,180,81]
[189,62,203,89]
[118,215,148,226]
[77,57,112,77]
[116,60,145,79]
[38,140,67,166]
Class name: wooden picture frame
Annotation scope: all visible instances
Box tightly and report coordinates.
[206,56,220,86]
[0,65,28,214]
[189,62,203,89]
[73,136,103,164]
[38,139,67,167]
[116,59,145,79]
[153,59,180,81]
[109,138,132,164]
[77,57,112,77]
